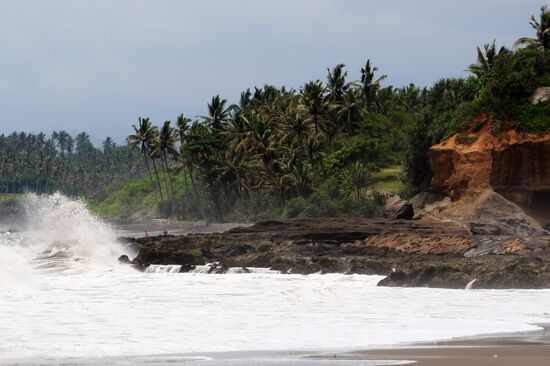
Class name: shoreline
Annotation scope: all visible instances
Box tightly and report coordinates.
[1,327,548,365]
[317,325,550,365]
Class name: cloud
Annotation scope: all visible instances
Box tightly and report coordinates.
[0,0,542,142]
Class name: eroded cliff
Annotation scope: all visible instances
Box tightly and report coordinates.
[426,116,550,231]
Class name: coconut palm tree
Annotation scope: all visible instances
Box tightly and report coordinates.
[515,6,550,50]
[360,59,387,109]
[127,117,164,201]
[326,64,348,102]
[155,121,178,200]
[300,80,328,134]
[176,114,191,143]
[468,40,509,78]
[201,95,233,130]
[336,88,364,130]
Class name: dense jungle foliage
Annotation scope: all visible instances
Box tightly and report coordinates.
[0,132,143,196]
[2,6,549,221]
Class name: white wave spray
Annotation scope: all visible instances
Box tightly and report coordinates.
[1,193,128,289]
[0,232,35,290]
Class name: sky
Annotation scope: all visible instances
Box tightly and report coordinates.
[0,0,543,143]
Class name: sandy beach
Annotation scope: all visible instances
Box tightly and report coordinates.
[325,327,550,365]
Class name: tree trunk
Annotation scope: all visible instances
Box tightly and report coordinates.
[187,167,200,202]
[150,158,165,202]
[143,154,157,200]
[163,156,175,200]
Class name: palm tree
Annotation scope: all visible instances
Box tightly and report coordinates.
[336,88,364,130]
[176,114,191,143]
[300,80,328,134]
[360,59,387,109]
[156,121,178,200]
[175,114,191,189]
[515,6,550,50]
[201,95,233,130]
[127,117,164,201]
[468,41,509,78]
[277,102,310,148]
[327,64,348,102]
[348,161,370,201]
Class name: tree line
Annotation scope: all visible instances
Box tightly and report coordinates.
[0,131,143,196]
[124,6,549,220]
[1,6,547,221]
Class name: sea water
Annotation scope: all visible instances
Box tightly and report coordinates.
[1,194,550,365]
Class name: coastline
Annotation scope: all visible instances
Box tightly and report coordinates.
[1,327,548,365]
[318,326,550,365]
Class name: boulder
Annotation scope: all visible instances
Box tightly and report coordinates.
[118,255,131,264]
[395,203,414,220]
[531,86,550,105]
[384,195,405,217]
[469,191,544,236]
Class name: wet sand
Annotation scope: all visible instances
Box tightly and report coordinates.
[323,327,550,365]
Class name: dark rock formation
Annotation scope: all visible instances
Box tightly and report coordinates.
[395,203,414,220]
[118,255,131,264]
[120,218,550,289]
[379,256,550,289]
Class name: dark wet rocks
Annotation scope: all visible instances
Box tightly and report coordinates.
[379,256,550,289]
[119,217,550,289]
[395,203,414,220]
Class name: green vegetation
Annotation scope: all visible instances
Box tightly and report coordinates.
[0,132,143,196]
[371,166,404,194]
[2,5,549,221]
[97,5,550,219]
[0,194,23,219]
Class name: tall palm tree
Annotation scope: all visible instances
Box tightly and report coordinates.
[515,6,550,50]
[127,117,164,201]
[360,59,387,109]
[300,80,328,134]
[176,114,191,143]
[327,64,348,102]
[468,41,509,78]
[201,95,233,130]
[156,121,178,200]
[176,114,191,189]
[336,88,364,130]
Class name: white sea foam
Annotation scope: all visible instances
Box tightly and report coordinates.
[1,194,550,363]
[145,264,182,273]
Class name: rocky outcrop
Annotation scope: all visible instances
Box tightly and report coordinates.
[469,191,544,236]
[531,86,550,105]
[120,218,550,289]
[378,256,550,289]
[427,118,550,230]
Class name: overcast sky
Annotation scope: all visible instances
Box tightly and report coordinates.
[0,0,543,143]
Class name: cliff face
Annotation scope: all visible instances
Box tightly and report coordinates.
[428,120,550,230]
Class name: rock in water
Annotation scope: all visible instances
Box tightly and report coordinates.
[395,203,414,220]
[118,255,131,264]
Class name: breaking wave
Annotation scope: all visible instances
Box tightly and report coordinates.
[0,193,127,289]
